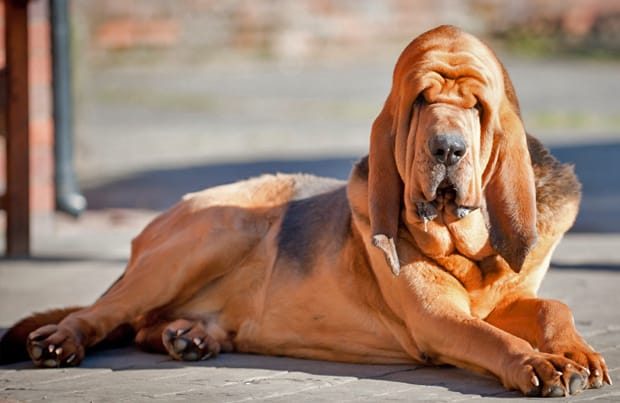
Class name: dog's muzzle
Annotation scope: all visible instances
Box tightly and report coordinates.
[416,133,475,228]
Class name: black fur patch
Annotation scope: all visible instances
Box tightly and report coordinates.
[527,135,582,235]
[528,135,581,201]
[353,156,370,180]
[277,185,351,274]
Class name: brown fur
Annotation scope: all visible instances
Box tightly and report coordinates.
[0,25,610,396]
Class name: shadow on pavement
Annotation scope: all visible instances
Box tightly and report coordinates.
[83,157,358,211]
[551,263,620,272]
[552,141,620,233]
[82,141,620,233]
[0,344,517,398]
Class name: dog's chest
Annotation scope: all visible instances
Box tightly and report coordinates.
[401,209,517,311]
[406,208,495,262]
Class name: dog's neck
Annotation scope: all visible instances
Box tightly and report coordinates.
[348,156,495,262]
[402,207,495,263]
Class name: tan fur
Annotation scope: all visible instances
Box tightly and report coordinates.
[0,25,609,397]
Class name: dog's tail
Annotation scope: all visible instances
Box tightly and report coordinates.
[0,307,135,364]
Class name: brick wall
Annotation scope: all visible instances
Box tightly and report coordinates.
[0,0,55,215]
[77,0,478,62]
[76,0,620,63]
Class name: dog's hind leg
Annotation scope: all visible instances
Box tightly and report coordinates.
[24,200,268,367]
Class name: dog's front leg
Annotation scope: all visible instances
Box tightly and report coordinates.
[391,267,591,397]
[486,297,611,390]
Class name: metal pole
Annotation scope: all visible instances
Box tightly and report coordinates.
[50,0,86,216]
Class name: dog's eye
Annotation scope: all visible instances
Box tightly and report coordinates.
[472,101,484,119]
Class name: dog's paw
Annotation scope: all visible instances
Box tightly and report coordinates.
[162,319,222,361]
[27,324,84,368]
[546,344,612,389]
[507,352,591,397]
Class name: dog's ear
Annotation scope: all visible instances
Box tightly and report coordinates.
[368,105,404,275]
[484,98,538,273]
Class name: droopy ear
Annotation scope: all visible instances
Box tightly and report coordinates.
[484,101,538,273]
[368,107,404,275]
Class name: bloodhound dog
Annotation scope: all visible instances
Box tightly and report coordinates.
[0,25,611,397]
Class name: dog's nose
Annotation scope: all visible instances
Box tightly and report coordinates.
[429,134,467,166]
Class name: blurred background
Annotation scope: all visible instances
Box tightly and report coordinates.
[1,0,620,257]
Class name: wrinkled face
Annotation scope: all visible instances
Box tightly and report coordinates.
[392,51,501,225]
[368,25,538,273]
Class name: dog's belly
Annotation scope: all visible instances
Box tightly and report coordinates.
[233,272,414,364]
[169,255,413,364]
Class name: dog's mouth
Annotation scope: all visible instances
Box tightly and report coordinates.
[416,178,476,228]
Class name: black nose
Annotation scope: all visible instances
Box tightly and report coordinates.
[429,134,467,166]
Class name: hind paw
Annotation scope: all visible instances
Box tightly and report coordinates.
[162,319,222,361]
[27,325,84,368]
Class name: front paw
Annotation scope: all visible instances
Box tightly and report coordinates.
[508,352,591,397]
[546,344,612,389]
[27,324,84,368]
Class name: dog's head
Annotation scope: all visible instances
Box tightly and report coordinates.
[368,25,537,273]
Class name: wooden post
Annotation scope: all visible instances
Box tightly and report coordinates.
[5,0,31,257]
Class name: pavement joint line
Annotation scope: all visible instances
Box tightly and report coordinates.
[223,374,359,403]
[226,370,291,386]
[368,385,424,398]
[369,366,420,379]
[150,387,203,398]
[577,391,620,401]
[27,369,112,385]
[260,382,346,400]
[151,370,203,381]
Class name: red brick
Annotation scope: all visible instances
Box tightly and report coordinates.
[135,19,179,47]
[28,0,48,22]
[29,83,52,120]
[30,118,53,148]
[30,181,54,212]
[30,145,54,183]
[95,18,179,49]
[29,20,50,54]
[29,50,51,85]
[96,19,135,49]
